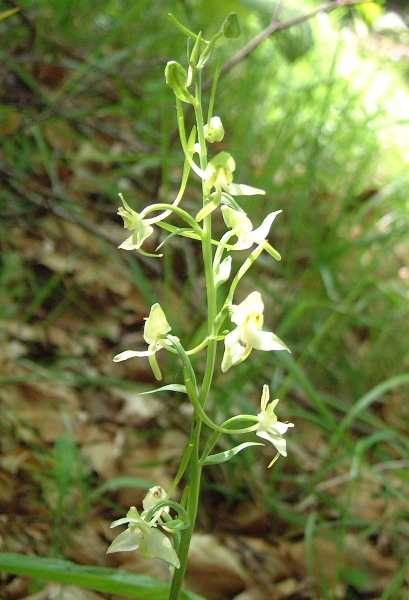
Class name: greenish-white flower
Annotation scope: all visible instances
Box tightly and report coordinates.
[117,194,153,251]
[142,486,168,514]
[197,152,265,221]
[107,505,180,568]
[221,206,281,250]
[204,116,224,143]
[221,292,289,372]
[256,385,294,460]
[113,303,174,380]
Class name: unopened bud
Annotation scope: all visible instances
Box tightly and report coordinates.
[165,61,196,105]
[165,61,188,90]
[222,13,241,39]
[204,116,224,143]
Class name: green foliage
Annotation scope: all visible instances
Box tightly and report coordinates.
[0,553,205,600]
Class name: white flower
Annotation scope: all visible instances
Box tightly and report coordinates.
[221,206,281,250]
[113,303,173,380]
[221,292,289,372]
[107,505,180,568]
[256,385,294,460]
[117,194,153,251]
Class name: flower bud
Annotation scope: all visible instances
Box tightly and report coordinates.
[165,61,188,90]
[222,13,241,39]
[204,116,224,143]
[143,486,167,511]
[165,61,196,105]
[203,151,235,188]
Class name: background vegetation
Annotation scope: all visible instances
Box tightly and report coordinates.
[1,0,409,598]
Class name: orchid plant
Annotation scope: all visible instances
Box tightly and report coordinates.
[108,13,293,600]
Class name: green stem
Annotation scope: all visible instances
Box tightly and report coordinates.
[195,72,218,410]
[175,98,204,179]
[168,415,202,600]
[169,66,218,600]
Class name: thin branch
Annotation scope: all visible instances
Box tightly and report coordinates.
[213,0,374,84]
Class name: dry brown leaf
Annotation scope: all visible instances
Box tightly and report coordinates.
[112,388,162,424]
[228,537,293,584]
[116,446,173,507]
[48,584,104,600]
[184,533,249,600]
[65,523,109,566]
[81,441,118,481]
[232,583,280,600]
[157,429,189,463]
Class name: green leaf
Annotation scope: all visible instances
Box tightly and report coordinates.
[201,442,263,466]
[0,553,205,600]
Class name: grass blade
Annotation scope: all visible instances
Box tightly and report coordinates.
[0,553,205,600]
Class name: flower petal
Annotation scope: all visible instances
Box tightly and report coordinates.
[257,429,288,456]
[118,234,139,251]
[144,304,171,345]
[221,206,252,233]
[221,327,249,372]
[227,183,265,196]
[140,528,180,568]
[106,528,142,553]
[118,220,154,251]
[250,330,290,352]
[231,292,264,326]
[142,486,167,512]
[113,349,153,362]
[251,210,281,241]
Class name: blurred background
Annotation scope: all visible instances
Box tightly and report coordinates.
[1,0,409,598]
